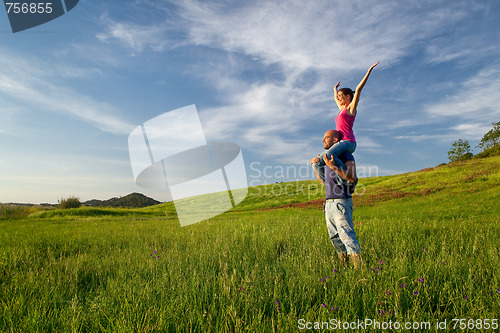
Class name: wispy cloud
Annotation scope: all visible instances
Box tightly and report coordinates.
[0,49,134,135]
[426,66,500,123]
[89,0,497,162]
[172,0,488,160]
[175,0,471,71]
[395,133,460,143]
[96,15,173,54]
[56,66,104,80]
[355,136,384,153]
[451,123,493,138]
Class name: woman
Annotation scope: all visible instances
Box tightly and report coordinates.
[312,62,379,183]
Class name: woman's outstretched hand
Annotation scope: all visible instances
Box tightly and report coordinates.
[369,62,379,71]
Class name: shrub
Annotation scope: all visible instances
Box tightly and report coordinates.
[477,121,500,152]
[447,139,473,162]
[58,196,81,209]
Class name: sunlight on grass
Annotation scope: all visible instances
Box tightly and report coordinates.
[0,156,499,331]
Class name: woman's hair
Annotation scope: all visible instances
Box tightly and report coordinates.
[339,88,355,101]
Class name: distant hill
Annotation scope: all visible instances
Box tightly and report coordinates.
[83,193,161,208]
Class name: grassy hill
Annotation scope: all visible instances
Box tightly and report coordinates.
[1,156,499,332]
[83,192,162,208]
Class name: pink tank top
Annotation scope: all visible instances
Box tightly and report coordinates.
[335,108,356,142]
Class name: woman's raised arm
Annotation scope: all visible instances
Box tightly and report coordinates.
[348,62,379,115]
[333,81,343,111]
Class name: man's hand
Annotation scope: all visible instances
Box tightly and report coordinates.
[310,155,320,165]
[323,155,358,183]
[323,154,334,168]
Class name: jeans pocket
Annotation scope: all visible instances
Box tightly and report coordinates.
[336,202,346,215]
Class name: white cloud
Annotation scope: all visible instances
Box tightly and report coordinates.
[175,0,469,71]
[395,133,463,144]
[96,0,475,72]
[355,136,383,153]
[451,123,492,139]
[0,50,134,135]
[426,66,500,123]
[56,66,104,80]
[198,73,330,163]
[96,14,174,54]
[89,0,497,164]
[172,0,486,161]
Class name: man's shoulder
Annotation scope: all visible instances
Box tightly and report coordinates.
[339,152,355,163]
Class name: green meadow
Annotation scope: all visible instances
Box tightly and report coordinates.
[1,156,499,332]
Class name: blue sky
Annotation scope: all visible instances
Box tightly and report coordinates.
[1,0,499,204]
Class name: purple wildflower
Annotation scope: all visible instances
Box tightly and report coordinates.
[418,278,424,282]
[386,291,390,295]
[320,278,323,282]
[334,269,338,273]
[322,303,326,308]
[463,296,467,299]
[276,300,279,305]
[326,276,330,279]
[401,283,406,288]
[414,291,419,295]
[380,260,383,264]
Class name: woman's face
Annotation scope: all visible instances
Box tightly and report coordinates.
[337,91,351,105]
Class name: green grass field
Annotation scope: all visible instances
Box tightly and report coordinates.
[1,156,499,332]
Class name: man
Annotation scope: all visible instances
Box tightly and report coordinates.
[310,130,361,268]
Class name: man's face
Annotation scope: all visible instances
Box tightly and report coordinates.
[323,132,335,149]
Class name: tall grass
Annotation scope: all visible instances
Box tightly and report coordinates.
[1,156,499,332]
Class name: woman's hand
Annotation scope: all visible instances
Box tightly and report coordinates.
[369,62,379,71]
[349,61,379,114]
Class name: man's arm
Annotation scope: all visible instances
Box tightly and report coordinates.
[323,155,357,182]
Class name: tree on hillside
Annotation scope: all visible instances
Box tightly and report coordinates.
[477,121,500,151]
[448,139,473,162]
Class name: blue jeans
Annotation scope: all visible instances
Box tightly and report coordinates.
[324,198,361,255]
[312,140,356,183]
